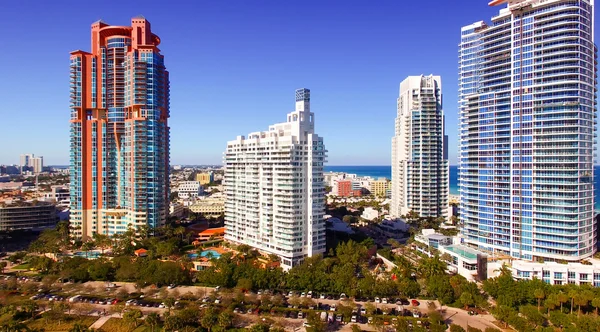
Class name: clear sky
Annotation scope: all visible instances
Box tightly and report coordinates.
[0,1,596,166]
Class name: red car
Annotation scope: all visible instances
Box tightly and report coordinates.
[411,300,419,307]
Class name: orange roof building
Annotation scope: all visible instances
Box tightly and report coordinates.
[134,248,148,257]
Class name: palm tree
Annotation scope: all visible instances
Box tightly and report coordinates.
[574,293,590,317]
[534,289,545,312]
[174,226,186,242]
[557,292,568,312]
[81,241,94,259]
[591,297,600,316]
[145,312,160,332]
[418,255,446,278]
[568,289,578,315]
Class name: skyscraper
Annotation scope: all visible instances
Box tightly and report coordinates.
[20,154,34,169]
[223,88,327,270]
[69,17,170,240]
[391,75,449,219]
[459,0,597,261]
[31,156,43,174]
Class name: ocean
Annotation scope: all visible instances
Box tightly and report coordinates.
[325,165,600,210]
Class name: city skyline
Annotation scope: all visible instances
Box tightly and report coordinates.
[0,0,519,166]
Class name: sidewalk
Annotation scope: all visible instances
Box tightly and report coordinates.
[89,315,113,329]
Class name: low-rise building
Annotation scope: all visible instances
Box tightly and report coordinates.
[0,200,58,232]
[511,260,600,286]
[370,178,390,197]
[169,202,185,218]
[42,185,70,207]
[361,207,379,221]
[189,198,224,217]
[196,172,214,185]
[414,229,490,281]
[177,181,203,199]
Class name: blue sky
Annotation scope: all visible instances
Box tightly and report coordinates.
[0,1,595,166]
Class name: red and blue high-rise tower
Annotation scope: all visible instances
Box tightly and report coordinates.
[69,16,170,240]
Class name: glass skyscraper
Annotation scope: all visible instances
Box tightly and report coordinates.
[459,0,597,262]
[69,17,170,240]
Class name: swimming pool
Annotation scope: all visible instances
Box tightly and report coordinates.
[73,251,102,259]
[188,250,221,259]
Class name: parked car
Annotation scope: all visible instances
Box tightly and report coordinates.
[382,297,388,304]
[411,299,419,307]
[351,315,357,323]
[168,284,176,289]
[375,297,381,304]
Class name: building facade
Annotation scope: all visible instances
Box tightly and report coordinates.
[337,180,353,197]
[31,157,43,174]
[196,172,214,185]
[190,198,224,217]
[177,181,203,199]
[459,0,597,261]
[370,178,390,197]
[0,201,58,232]
[391,75,449,219]
[224,88,327,270]
[69,17,170,240]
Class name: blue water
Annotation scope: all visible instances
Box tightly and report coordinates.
[326,165,600,210]
[188,250,221,259]
[324,165,459,195]
[73,251,101,259]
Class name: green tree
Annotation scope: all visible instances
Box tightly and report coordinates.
[200,306,219,331]
[123,309,143,329]
[534,288,545,312]
[145,312,161,332]
[449,324,466,332]
[591,297,600,316]
[418,255,446,278]
[218,311,234,329]
[0,261,7,273]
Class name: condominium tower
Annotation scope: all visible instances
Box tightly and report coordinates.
[459,0,597,261]
[391,75,449,219]
[69,17,170,240]
[224,88,327,270]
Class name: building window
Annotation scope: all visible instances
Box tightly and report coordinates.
[580,274,589,281]
[542,271,550,278]
[554,272,563,279]
[568,272,576,279]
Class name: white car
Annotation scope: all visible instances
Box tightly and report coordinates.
[382,298,388,304]
[215,298,221,304]
[340,293,347,299]
[351,315,357,323]
[375,297,381,303]
[320,294,326,299]
[307,291,313,298]
[330,304,336,312]
[288,291,294,297]
[168,284,176,289]
[301,292,306,298]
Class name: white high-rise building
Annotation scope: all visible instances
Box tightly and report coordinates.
[391,75,449,219]
[224,88,327,270]
[459,0,597,261]
[31,157,43,174]
[20,154,34,168]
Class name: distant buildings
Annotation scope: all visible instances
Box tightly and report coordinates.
[391,75,449,219]
[177,181,203,199]
[370,178,390,198]
[196,172,214,185]
[69,17,170,240]
[224,88,327,270]
[459,0,597,262]
[19,154,43,174]
[31,157,43,174]
[0,200,58,232]
[189,197,224,218]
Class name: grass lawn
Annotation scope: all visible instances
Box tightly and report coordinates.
[26,314,97,331]
[101,318,157,332]
[12,263,32,270]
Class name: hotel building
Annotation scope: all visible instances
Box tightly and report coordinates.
[459,0,597,261]
[391,75,449,218]
[223,88,327,269]
[69,17,170,240]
